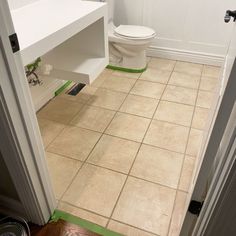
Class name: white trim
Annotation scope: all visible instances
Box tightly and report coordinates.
[147,46,224,66]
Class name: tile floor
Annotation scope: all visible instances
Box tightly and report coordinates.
[37,58,221,236]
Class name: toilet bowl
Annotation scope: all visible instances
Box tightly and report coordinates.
[103,0,156,71]
[108,22,156,71]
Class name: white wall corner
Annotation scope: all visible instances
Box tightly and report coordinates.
[147,46,225,66]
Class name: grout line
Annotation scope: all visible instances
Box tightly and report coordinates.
[166,62,204,236]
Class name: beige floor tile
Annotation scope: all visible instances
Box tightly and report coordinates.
[60,86,97,104]
[130,81,165,99]
[174,61,203,76]
[38,98,84,124]
[168,191,188,236]
[112,177,176,235]
[162,85,198,106]
[87,88,127,111]
[112,70,141,79]
[131,144,184,188]
[192,107,210,130]
[154,101,194,126]
[108,220,156,236]
[105,113,150,142]
[101,76,136,93]
[139,68,171,84]
[47,126,101,161]
[58,201,108,227]
[186,128,203,156]
[168,72,200,89]
[88,135,140,174]
[148,58,176,71]
[91,69,113,88]
[37,118,65,147]
[202,65,221,78]
[200,76,219,92]
[46,152,82,199]
[62,164,126,217]
[144,120,189,153]
[178,156,195,192]
[196,91,215,109]
[119,94,159,118]
[70,105,115,132]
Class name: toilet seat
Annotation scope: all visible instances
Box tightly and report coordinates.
[114,25,156,40]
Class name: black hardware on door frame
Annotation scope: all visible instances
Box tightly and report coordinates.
[9,33,20,53]
[188,200,204,216]
[225,10,236,23]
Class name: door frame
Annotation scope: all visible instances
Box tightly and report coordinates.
[0,0,56,224]
[180,58,236,235]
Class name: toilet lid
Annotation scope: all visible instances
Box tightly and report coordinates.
[114,25,156,39]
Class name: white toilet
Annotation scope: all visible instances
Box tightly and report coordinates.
[105,0,156,72]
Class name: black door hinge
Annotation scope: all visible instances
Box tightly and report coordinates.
[9,33,20,53]
[188,200,204,216]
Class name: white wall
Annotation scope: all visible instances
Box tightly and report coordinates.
[114,0,235,65]
[7,0,39,10]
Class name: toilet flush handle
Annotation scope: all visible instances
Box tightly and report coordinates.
[224,10,236,23]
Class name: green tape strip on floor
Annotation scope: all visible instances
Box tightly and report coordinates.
[107,65,147,73]
[55,81,73,96]
[51,210,123,236]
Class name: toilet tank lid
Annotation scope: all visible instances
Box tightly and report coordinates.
[114,25,156,39]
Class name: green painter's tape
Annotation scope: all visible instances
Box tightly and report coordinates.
[55,81,73,96]
[107,65,147,73]
[51,210,122,236]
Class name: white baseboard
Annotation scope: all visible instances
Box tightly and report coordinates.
[147,46,225,66]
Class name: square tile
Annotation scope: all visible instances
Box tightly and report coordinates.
[178,156,195,192]
[168,191,188,236]
[168,72,200,89]
[88,135,140,174]
[130,81,165,99]
[148,58,176,71]
[131,144,184,188]
[87,88,127,111]
[70,105,115,132]
[38,98,84,124]
[174,61,203,76]
[91,69,113,88]
[112,177,176,235]
[101,76,136,93]
[112,70,141,79]
[47,126,101,161]
[154,101,194,126]
[140,68,171,84]
[108,220,156,236]
[202,65,221,78]
[60,86,97,104]
[62,164,126,217]
[196,90,215,109]
[58,201,108,227]
[46,152,82,199]
[144,120,189,153]
[186,128,203,156]
[200,76,219,92]
[37,118,65,147]
[105,113,150,142]
[192,107,209,130]
[162,85,197,106]
[119,94,159,118]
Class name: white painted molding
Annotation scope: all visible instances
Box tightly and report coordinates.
[147,46,225,66]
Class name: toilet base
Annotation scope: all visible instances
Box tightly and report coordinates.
[109,46,148,72]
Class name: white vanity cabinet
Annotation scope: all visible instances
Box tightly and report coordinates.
[9,0,108,110]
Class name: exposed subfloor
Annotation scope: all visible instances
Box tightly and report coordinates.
[37,57,221,236]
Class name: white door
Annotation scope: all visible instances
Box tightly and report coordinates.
[0,0,56,224]
[180,10,236,236]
